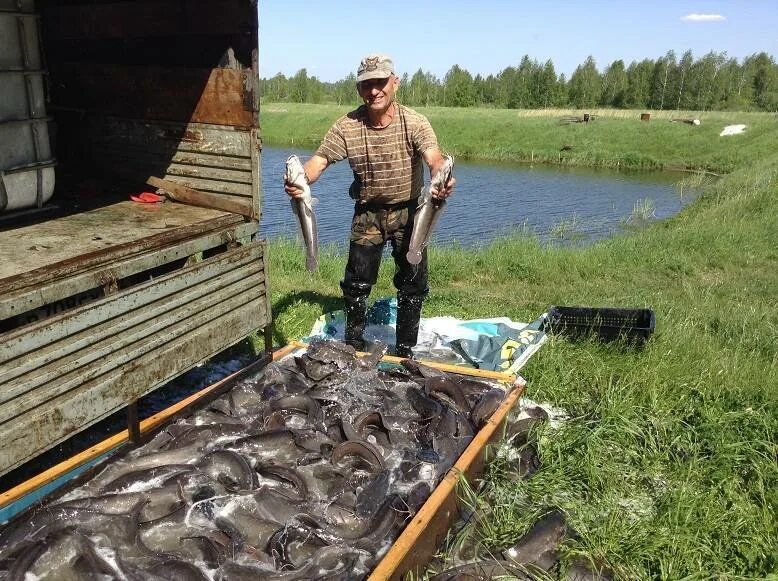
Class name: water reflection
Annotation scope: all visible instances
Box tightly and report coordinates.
[261,146,690,249]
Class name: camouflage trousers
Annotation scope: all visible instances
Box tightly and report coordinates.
[341,200,429,351]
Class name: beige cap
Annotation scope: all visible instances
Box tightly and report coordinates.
[357,53,394,82]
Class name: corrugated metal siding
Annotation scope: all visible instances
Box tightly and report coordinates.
[0,240,269,475]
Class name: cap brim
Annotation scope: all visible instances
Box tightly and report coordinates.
[357,71,393,83]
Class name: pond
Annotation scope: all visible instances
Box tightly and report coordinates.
[261,146,691,248]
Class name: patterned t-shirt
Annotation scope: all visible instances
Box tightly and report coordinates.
[315,104,439,205]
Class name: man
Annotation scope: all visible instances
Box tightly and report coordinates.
[284,53,455,358]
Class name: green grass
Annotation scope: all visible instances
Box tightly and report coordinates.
[261,103,776,173]
[256,104,778,578]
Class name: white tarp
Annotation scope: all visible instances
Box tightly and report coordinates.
[720,124,746,136]
[307,297,548,374]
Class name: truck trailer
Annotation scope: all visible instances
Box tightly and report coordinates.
[0,0,271,477]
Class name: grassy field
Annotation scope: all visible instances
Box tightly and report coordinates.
[261,103,775,173]
[258,104,777,578]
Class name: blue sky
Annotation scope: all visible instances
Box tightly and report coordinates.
[259,0,777,81]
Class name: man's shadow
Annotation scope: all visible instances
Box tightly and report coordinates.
[270,291,342,347]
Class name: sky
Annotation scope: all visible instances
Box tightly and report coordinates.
[259,0,777,82]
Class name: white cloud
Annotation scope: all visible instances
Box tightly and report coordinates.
[680,13,726,22]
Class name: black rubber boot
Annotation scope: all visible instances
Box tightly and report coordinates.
[393,345,414,359]
[341,242,383,353]
[395,294,424,358]
[344,295,368,352]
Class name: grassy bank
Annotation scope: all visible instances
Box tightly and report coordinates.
[262,103,775,173]
[259,105,777,578]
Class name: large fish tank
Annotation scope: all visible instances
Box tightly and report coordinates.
[0,341,525,580]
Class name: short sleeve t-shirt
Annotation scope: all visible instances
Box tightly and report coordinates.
[315,104,438,204]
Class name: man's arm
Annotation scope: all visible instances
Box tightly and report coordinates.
[303,155,329,185]
[422,147,456,200]
[284,154,329,199]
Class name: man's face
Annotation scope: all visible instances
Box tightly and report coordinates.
[357,75,399,112]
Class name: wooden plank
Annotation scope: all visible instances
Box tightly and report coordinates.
[0,344,295,512]
[0,266,265,401]
[251,126,261,220]
[148,176,254,218]
[0,211,247,293]
[157,174,253,197]
[0,273,264,427]
[0,231,254,323]
[49,63,254,127]
[0,287,268,474]
[0,241,263,362]
[127,401,140,444]
[155,163,252,184]
[369,379,526,581]
[0,260,262,385]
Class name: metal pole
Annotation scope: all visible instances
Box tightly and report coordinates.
[264,321,274,355]
[127,400,140,444]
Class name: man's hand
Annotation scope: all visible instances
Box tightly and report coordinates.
[431,175,456,200]
[424,149,456,200]
[285,154,329,200]
[284,173,307,200]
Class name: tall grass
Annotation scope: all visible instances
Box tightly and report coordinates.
[257,105,778,578]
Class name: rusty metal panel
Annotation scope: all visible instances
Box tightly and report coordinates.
[50,64,254,127]
[0,242,263,383]
[44,0,254,41]
[88,118,252,156]
[0,268,264,424]
[0,212,245,292]
[0,218,257,320]
[0,240,270,476]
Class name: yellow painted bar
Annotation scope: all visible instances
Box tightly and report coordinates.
[289,340,517,383]
[369,378,526,580]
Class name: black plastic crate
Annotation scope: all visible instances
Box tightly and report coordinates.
[543,306,656,345]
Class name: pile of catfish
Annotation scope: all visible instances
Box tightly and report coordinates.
[0,341,508,580]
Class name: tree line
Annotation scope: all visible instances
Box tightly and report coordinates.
[260,50,778,112]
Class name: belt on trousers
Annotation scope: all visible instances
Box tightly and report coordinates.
[357,198,418,211]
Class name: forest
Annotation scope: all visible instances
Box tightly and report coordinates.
[260,50,778,111]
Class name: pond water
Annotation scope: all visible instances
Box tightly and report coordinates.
[261,146,690,248]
